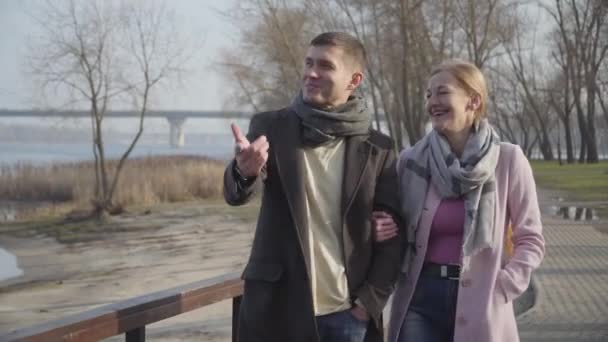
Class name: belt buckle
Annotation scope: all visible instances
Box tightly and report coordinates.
[441,264,460,280]
[440,265,448,278]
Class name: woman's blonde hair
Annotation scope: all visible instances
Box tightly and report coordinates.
[430,59,488,120]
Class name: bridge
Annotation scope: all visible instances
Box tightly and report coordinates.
[0,109,389,148]
[0,109,252,148]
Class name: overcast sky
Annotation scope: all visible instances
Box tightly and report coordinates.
[0,0,239,111]
[0,0,555,135]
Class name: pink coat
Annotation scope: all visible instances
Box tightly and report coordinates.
[387,142,545,342]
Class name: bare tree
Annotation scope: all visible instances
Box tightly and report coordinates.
[547,41,576,163]
[499,7,556,160]
[220,0,608,162]
[544,0,608,163]
[29,0,192,217]
[218,0,313,111]
[451,0,518,68]
[489,68,539,156]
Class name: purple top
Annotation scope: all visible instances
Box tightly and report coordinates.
[425,198,465,265]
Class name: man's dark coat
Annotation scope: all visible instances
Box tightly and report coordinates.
[224,108,403,342]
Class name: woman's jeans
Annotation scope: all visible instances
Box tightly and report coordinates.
[398,274,459,342]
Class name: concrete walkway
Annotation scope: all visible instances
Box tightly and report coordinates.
[517,214,608,341]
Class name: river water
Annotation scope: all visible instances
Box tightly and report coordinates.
[0,247,22,282]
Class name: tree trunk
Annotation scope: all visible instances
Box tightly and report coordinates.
[585,77,599,162]
[564,118,575,163]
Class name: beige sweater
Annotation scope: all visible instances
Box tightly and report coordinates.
[302,138,350,316]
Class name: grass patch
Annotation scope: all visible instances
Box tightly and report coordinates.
[129,198,261,223]
[0,199,260,244]
[0,214,163,244]
[530,160,608,202]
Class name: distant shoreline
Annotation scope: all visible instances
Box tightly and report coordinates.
[0,141,233,166]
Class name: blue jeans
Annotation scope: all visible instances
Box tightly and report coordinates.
[398,274,459,342]
[316,309,368,342]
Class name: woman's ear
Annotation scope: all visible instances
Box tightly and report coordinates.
[468,93,481,111]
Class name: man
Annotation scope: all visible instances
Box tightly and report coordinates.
[224,32,402,342]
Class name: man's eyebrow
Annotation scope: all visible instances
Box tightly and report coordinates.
[318,58,336,67]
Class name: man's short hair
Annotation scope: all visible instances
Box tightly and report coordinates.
[310,32,367,70]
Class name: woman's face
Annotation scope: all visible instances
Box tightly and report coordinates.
[425,71,478,137]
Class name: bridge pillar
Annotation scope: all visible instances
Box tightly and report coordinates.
[167,117,187,148]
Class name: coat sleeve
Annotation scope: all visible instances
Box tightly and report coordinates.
[223,114,268,206]
[497,145,545,303]
[354,148,404,329]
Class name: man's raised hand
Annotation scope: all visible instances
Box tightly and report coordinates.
[231,123,269,178]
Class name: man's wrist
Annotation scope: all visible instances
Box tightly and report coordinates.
[233,162,249,180]
[353,298,365,310]
[233,161,256,188]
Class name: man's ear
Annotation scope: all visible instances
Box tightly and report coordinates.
[347,71,364,91]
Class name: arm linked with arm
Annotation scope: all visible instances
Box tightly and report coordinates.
[354,149,404,328]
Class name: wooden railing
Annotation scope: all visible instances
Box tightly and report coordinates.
[0,272,243,342]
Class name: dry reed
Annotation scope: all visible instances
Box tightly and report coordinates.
[0,155,226,209]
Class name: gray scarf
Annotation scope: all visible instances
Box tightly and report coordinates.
[398,119,501,274]
[291,92,371,147]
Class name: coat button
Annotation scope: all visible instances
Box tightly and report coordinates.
[461,279,472,287]
[457,316,468,326]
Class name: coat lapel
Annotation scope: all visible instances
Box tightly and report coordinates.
[341,136,372,217]
[273,111,311,274]
[417,183,442,246]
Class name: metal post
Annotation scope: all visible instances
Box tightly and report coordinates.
[232,295,242,342]
[126,326,145,342]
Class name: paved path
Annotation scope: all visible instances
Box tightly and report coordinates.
[517,215,608,341]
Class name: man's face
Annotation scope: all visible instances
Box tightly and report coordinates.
[301,45,361,109]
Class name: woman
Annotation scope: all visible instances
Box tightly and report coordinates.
[373,60,545,341]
